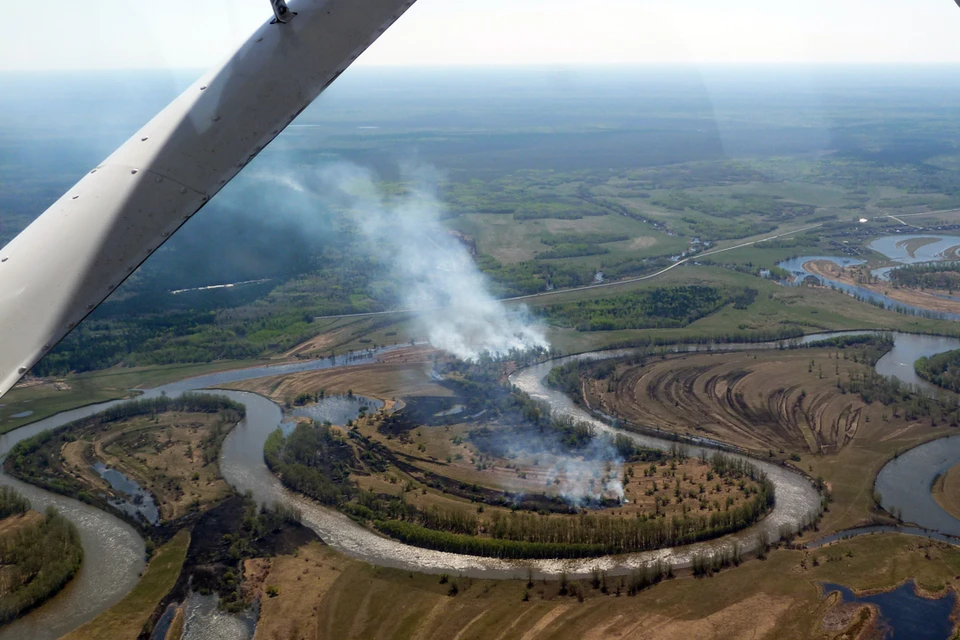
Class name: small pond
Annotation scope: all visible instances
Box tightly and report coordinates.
[180,592,256,640]
[291,395,383,425]
[92,462,160,525]
[821,581,957,640]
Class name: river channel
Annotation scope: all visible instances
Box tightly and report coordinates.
[776,233,960,321]
[5,332,960,637]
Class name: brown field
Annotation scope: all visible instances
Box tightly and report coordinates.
[60,412,235,521]
[583,349,893,456]
[0,510,42,539]
[804,260,960,316]
[225,348,449,407]
[581,349,955,534]
[353,453,762,527]
[933,461,960,521]
[63,530,190,640]
[247,534,960,640]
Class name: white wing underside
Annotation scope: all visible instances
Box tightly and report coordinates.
[0,0,416,397]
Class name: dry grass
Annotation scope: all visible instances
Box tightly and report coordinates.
[59,412,235,521]
[225,353,450,406]
[0,510,42,538]
[63,530,190,640]
[582,348,955,535]
[586,349,902,456]
[805,259,960,316]
[249,533,960,640]
[932,461,960,521]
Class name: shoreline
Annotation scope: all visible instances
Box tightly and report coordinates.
[803,259,960,316]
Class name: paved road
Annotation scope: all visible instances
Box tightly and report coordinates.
[314,222,826,321]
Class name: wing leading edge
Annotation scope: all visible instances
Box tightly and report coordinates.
[0,0,417,397]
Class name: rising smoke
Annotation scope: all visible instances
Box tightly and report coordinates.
[260,162,626,506]
[267,162,548,361]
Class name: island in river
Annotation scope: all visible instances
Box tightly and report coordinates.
[803,259,960,317]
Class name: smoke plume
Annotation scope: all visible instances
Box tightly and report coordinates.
[270,162,549,360]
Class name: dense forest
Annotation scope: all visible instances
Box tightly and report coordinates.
[889,262,960,292]
[0,490,83,625]
[916,348,960,393]
[540,285,758,331]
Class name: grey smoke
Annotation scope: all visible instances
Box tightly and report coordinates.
[258,161,622,505]
[265,162,548,361]
[500,423,626,506]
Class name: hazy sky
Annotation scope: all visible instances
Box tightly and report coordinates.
[1,0,958,71]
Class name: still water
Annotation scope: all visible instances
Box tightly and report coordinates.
[821,581,956,640]
[776,234,960,321]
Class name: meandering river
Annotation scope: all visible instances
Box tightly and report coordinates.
[5,332,960,637]
[776,233,960,321]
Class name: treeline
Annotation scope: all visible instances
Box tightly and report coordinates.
[651,191,816,224]
[5,394,245,528]
[0,493,83,625]
[477,253,673,298]
[266,417,774,559]
[542,285,735,331]
[32,246,402,376]
[372,454,773,559]
[0,487,30,520]
[890,262,960,292]
[541,233,628,246]
[600,325,806,350]
[682,217,777,242]
[916,348,960,392]
[95,394,246,423]
[263,422,360,506]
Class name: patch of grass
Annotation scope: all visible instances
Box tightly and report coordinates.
[0,359,265,435]
[62,529,189,640]
[249,532,960,640]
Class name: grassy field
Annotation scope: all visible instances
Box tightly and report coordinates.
[449,211,687,265]
[571,342,958,535]
[249,533,960,640]
[0,359,266,435]
[517,266,960,355]
[60,411,237,522]
[62,529,190,640]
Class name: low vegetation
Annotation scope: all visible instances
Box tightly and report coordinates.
[61,530,189,640]
[265,366,774,559]
[5,394,245,530]
[541,285,759,331]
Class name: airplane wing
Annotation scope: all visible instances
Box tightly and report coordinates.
[0,0,416,397]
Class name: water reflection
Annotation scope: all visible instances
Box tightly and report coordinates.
[291,395,383,425]
[92,462,160,525]
[868,234,960,264]
[180,592,255,640]
[776,255,960,320]
[821,581,956,640]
